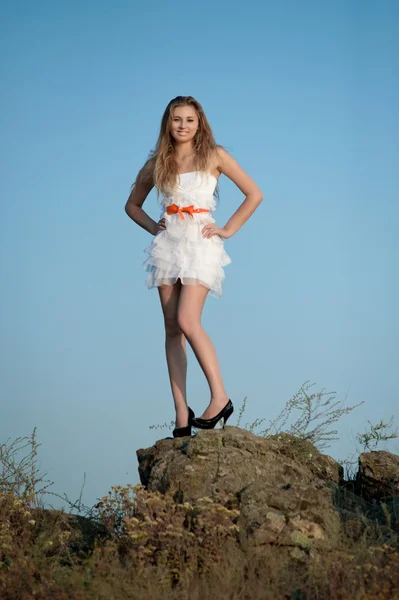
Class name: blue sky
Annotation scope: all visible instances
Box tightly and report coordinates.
[1,0,398,510]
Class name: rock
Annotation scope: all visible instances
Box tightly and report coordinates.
[136,428,343,502]
[237,480,341,551]
[268,433,344,484]
[136,428,344,552]
[356,451,399,502]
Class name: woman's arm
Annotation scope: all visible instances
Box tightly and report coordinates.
[219,147,264,238]
[124,160,158,235]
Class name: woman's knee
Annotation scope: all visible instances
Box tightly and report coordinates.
[177,312,200,337]
[158,281,183,338]
[164,315,183,338]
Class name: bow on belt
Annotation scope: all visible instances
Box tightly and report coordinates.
[166,203,210,220]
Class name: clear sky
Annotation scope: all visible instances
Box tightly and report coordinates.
[1,0,398,510]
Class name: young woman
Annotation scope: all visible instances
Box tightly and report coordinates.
[125,96,263,438]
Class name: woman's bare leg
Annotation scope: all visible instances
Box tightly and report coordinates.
[157,279,189,428]
[177,284,229,419]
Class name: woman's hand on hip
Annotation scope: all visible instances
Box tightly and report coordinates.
[153,217,167,235]
[202,224,231,239]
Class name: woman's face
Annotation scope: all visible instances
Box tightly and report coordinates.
[170,105,199,145]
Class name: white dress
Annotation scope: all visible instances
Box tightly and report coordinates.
[142,171,232,298]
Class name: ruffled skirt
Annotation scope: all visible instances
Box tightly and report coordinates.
[142,218,232,298]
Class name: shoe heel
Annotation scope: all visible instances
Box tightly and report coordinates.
[222,405,234,428]
[173,424,192,438]
[173,406,195,438]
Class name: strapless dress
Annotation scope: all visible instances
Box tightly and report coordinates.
[142,171,231,298]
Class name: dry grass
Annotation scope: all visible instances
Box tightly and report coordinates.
[1,429,398,599]
[0,482,398,599]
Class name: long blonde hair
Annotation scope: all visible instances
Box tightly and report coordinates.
[132,95,226,205]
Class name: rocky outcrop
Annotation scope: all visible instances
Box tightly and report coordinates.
[137,429,343,497]
[137,428,345,556]
[137,428,399,558]
[356,451,399,501]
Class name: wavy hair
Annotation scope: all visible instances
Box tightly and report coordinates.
[132,96,226,207]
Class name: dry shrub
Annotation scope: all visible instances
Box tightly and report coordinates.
[1,427,399,599]
[0,490,83,600]
[0,483,399,599]
[95,483,240,580]
[90,484,399,599]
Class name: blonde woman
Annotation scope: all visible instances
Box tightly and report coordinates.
[125,96,263,438]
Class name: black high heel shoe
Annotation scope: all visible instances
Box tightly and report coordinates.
[191,399,234,430]
[173,406,195,438]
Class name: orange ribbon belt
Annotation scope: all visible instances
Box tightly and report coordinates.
[166,203,210,221]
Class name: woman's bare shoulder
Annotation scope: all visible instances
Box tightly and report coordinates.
[210,145,228,178]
